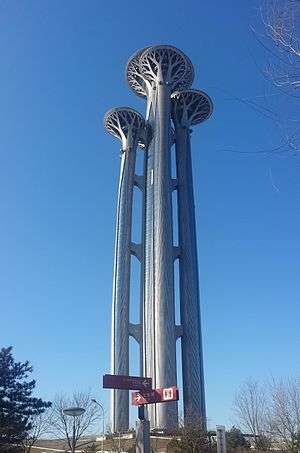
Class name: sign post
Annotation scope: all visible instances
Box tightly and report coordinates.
[132,386,179,453]
[136,418,150,453]
[103,375,179,453]
[216,425,227,453]
[132,386,179,406]
[103,374,152,391]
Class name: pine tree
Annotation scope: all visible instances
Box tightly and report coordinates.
[226,426,250,452]
[0,347,51,451]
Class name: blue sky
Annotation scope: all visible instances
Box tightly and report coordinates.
[1,0,299,430]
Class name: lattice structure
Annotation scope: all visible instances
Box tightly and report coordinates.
[126,47,150,98]
[171,89,213,127]
[140,45,194,89]
[104,107,145,149]
[173,54,194,91]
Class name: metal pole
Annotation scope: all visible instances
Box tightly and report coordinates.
[136,420,150,453]
[216,425,227,453]
[72,416,76,453]
[92,399,105,452]
[102,415,104,453]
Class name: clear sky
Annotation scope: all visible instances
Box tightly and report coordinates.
[1,0,299,431]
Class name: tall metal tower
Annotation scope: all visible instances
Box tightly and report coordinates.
[104,45,213,433]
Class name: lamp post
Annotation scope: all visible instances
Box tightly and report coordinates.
[63,407,85,453]
[91,398,105,452]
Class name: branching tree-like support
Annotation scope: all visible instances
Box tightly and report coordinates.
[104,45,213,433]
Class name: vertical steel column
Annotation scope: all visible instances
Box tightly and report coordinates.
[110,145,134,432]
[138,46,195,430]
[104,108,145,432]
[142,91,156,425]
[153,82,178,429]
[126,48,152,383]
[124,47,210,432]
[175,127,206,424]
[143,82,178,429]
[172,89,213,427]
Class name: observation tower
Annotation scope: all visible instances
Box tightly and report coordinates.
[104,45,213,433]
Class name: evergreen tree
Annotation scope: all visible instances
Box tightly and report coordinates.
[226,426,250,452]
[0,347,51,451]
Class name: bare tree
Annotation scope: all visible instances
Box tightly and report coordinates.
[260,0,300,92]
[233,379,271,450]
[104,428,133,453]
[268,378,300,452]
[234,378,300,452]
[49,391,101,451]
[167,416,213,453]
[256,0,300,154]
[21,409,51,453]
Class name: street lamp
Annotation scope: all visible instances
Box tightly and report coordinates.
[63,407,85,453]
[91,399,105,453]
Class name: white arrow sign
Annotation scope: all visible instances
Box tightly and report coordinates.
[135,394,142,403]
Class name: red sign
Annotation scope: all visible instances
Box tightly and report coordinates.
[103,374,152,390]
[132,386,179,406]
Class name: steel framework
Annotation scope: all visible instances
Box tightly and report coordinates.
[104,45,213,433]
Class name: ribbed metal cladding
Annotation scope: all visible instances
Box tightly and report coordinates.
[175,127,206,425]
[104,108,145,432]
[142,88,156,426]
[152,82,178,429]
[143,82,178,430]
[138,43,196,430]
[110,146,134,431]
[172,89,213,427]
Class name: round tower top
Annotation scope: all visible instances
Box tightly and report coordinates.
[126,45,194,95]
[171,89,213,127]
[126,47,150,98]
[104,107,145,149]
[140,45,194,90]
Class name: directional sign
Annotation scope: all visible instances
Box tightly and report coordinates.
[103,374,152,390]
[132,386,179,406]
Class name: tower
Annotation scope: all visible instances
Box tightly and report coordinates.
[104,45,213,433]
[104,107,145,431]
[172,90,213,424]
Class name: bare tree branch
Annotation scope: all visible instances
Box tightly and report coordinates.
[268,378,300,452]
[234,378,300,452]
[260,0,300,91]
[49,391,102,450]
[233,379,271,451]
[21,409,51,453]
